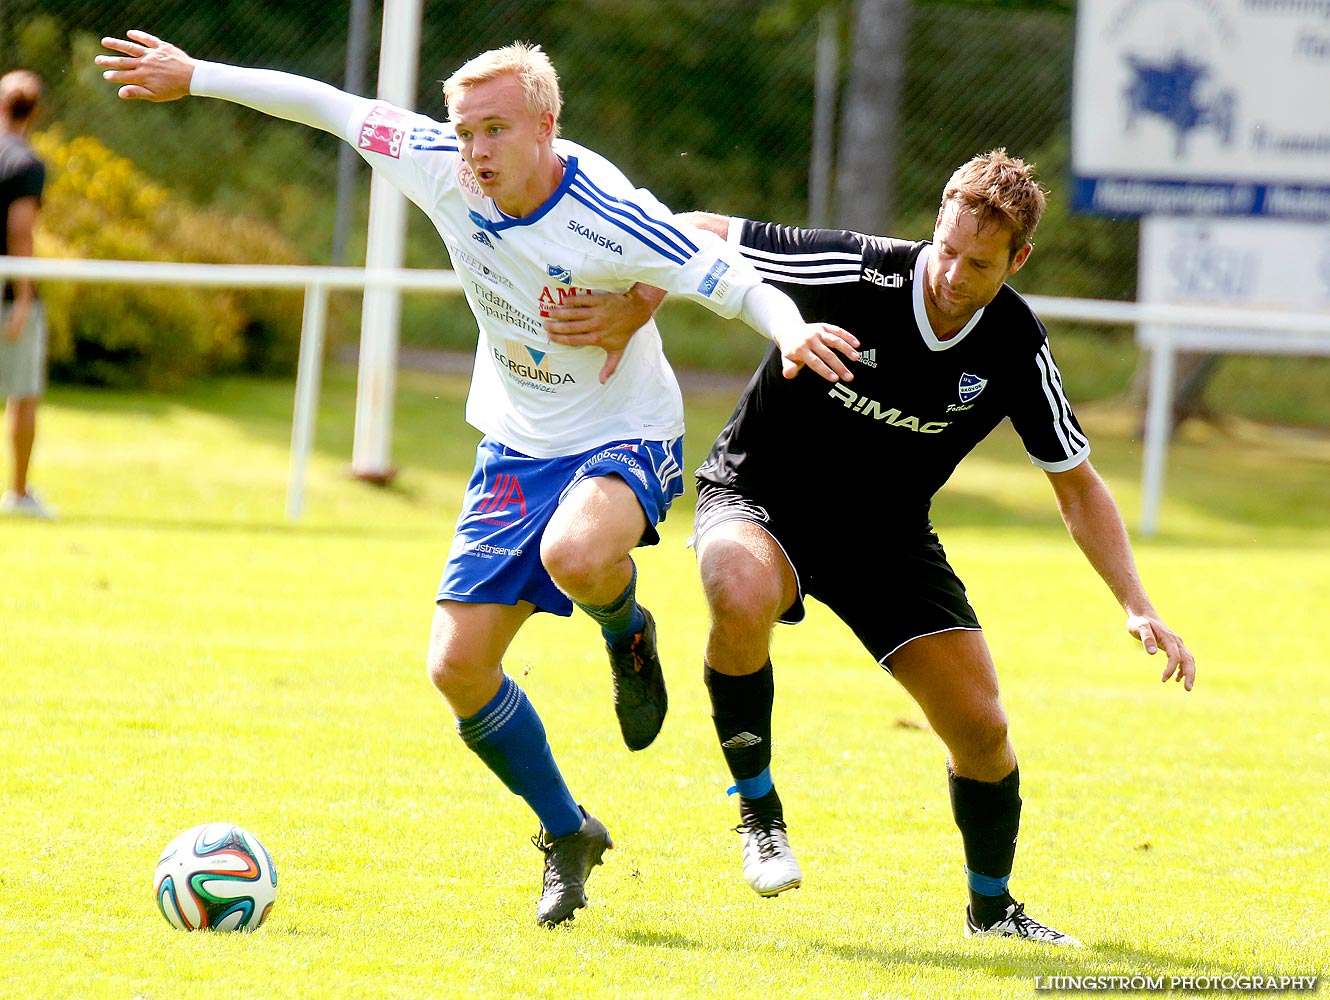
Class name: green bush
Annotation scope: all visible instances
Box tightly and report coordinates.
[31,129,305,388]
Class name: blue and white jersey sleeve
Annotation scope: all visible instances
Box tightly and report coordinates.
[561,146,766,317]
[560,144,764,319]
[342,103,460,212]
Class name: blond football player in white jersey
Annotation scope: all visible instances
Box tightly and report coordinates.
[98,29,859,928]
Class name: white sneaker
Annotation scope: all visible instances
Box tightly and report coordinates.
[964,901,1083,947]
[737,819,802,897]
[0,489,55,520]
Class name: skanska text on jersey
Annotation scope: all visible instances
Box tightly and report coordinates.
[567,220,623,255]
[828,383,950,434]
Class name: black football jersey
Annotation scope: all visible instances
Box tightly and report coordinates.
[696,219,1090,520]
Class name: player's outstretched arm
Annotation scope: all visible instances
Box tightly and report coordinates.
[98,32,364,140]
[97,31,195,102]
[1047,461,1196,690]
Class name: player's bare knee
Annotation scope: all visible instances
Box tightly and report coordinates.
[425,650,453,696]
[540,533,605,594]
[702,560,783,629]
[947,710,1010,769]
[426,648,482,702]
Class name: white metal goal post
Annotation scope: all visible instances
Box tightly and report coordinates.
[2,255,1327,533]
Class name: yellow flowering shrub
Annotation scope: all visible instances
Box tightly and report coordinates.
[30,129,304,388]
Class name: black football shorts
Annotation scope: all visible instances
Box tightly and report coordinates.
[693,480,981,667]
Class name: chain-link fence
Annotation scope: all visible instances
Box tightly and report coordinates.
[4,0,1142,367]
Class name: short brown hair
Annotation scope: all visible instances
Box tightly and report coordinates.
[443,42,563,138]
[940,148,1047,258]
[0,69,42,123]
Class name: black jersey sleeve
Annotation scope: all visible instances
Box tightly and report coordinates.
[732,219,867,317]
[1007,335,1092,472]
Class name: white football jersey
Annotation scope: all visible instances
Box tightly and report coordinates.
[340,102,763,458]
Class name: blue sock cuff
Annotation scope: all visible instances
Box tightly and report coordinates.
[965,866,1011,897]
[457,674,521,747]
[727,768,774,800]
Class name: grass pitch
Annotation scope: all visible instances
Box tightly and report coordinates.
[1,364,1326,999]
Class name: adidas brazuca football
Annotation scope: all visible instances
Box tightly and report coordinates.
[153,823,277,931]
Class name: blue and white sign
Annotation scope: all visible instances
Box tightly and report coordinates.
[1073,0,1330,220]
[1137,215,1330,345]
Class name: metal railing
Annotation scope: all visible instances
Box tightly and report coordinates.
[3,255,1328,534]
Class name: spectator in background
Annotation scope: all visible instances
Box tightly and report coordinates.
[0,69,54,520]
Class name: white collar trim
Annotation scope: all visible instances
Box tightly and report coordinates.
[913,245,984,351]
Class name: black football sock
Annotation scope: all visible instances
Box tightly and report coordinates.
[704,660,775,798]
[739,787,786,829]
[948,765,1022,927]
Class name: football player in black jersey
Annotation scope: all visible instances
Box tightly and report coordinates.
[545,149,1195,945]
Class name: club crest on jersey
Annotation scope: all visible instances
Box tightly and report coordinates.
[959,372,988,403]
[358,105,407,158]
[547,264,573,285]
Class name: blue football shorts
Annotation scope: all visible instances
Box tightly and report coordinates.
[437,435,685,616]
[692,480,981,667]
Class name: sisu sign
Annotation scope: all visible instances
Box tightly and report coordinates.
[1136,215,1330,348]
[1073,0,1330,220]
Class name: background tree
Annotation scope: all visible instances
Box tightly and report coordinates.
[834,0,908,233]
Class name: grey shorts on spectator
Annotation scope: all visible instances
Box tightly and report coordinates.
[0,300,47,398]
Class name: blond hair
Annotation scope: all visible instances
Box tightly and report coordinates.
[0,69,42,123]
[443,42,563,138]
[940,148,1047,258]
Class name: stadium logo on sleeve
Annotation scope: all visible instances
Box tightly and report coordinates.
[958,372,988,403]
[358,105,408,158]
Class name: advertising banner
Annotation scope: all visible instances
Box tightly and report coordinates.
[1073,0,1330,219]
